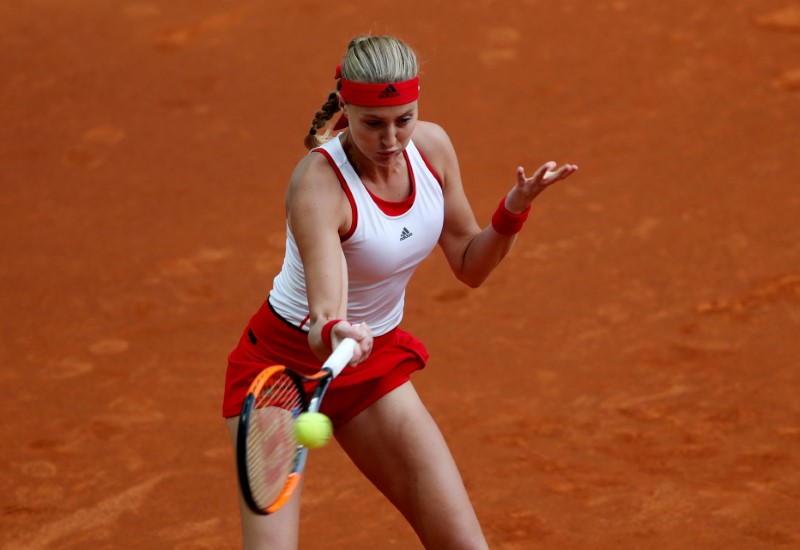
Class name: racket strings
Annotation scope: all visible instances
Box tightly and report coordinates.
[246,371,303,508]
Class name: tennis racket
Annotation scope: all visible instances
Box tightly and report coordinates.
[236,337,356,515]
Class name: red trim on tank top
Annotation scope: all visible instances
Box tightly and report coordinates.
[416,148,443,188]
[313,148,358,241]
[362,150,416,216]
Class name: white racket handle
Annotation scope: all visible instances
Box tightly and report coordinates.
[323,337,357,378]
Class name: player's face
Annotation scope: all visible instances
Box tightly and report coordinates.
[342,102,418,167]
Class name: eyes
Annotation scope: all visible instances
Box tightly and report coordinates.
[363,116,414,129]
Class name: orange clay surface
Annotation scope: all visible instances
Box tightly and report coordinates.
[2,1,800,548]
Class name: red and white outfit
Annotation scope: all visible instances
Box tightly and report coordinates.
[223,136,444,427]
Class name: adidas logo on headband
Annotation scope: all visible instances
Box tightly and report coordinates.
[378,84,401,99]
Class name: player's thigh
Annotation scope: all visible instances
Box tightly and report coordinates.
[334,382,487,550]
[225,417,301,550]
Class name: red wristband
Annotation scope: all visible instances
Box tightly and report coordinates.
[491,196,531,235]
[320,319,341,350]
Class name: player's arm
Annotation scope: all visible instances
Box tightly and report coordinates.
[414,122,578,288]
[285,154,372,363]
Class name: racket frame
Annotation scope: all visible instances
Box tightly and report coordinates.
[237,366,308,515]
[236,338,357,515]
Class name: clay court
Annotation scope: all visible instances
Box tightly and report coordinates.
[2,0,800,548]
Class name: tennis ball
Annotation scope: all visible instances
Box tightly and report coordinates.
[294,412,333,449]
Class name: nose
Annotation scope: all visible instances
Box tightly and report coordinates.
[381,125,397,148]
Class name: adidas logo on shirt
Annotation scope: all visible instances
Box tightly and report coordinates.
[379,84,401,99]
[400,227,413,241]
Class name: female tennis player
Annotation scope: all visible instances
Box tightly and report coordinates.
[222,34,578,549]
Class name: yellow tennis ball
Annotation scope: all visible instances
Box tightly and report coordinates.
[294,412,333,449]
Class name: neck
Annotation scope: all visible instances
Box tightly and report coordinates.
[340,132,405,185]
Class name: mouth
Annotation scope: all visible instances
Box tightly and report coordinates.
[377,150,400,158]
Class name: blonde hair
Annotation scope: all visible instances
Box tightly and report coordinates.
[304,35,419,150]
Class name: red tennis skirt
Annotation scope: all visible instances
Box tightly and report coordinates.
[222,299,428,428]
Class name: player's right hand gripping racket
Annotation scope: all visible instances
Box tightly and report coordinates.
[236,337,356,515]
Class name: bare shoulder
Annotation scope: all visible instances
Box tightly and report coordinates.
[411,121,459,184]
[287,147,342,206]
[284,146,351,239]
[289,148,337,189]
[412,121,455,157]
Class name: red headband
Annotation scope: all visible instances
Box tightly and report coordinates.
[332,65,419,129]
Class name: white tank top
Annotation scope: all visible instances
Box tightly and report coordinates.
[269,136,444,336]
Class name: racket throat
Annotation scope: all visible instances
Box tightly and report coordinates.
[306,369,333,413]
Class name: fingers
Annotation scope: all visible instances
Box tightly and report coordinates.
[543,163,579,185]
[518,161,578,188]
[344,321,370,341]
[337,321,373,365]
[532,161,557,183]
[517,161,558,186]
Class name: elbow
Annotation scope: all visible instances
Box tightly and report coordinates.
[456,271,487,289]
[452,243,488,289]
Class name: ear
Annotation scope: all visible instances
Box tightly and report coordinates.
[336,92,346,110]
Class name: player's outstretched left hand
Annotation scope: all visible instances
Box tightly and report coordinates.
[506,161,579,213]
